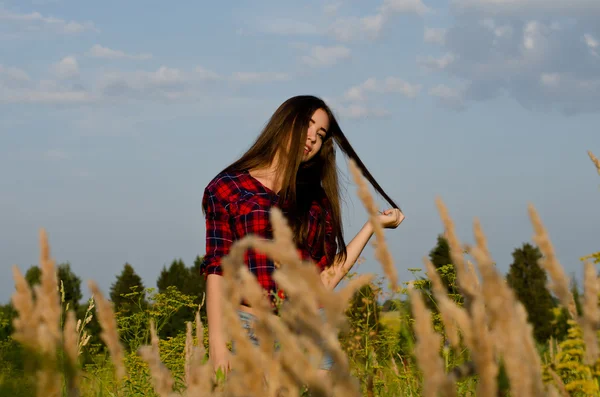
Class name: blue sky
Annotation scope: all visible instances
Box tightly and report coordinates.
[1,0,599,303]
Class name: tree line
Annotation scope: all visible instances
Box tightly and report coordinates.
[0,236,584,347]
[411,234,582,344]
[0,256,207,344]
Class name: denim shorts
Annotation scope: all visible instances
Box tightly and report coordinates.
[233,308,334,371]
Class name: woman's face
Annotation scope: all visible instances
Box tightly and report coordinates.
[302,108,329,162]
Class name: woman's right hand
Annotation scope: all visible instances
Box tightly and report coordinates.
[206,274,231,377]
[210,345,231,376]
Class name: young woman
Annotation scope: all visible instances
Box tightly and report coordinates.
[201,95,404,374]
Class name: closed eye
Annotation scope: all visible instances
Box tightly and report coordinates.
[310,118,328,138]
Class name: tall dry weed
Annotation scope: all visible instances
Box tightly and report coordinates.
[10,229,83,397]
[589,150,600,175]
[6,149,600,397]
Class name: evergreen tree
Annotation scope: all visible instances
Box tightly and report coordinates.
[57,262,83,312]
[506,243,555,343]
[157,259,188,293]
[0,304,16,340]
[428,234,458,296]
[185,256,207,303]
[110,263,146,314]
[155,257,206,337]
[570,276,583,316]
[23,263,82,311]
[24,266,41,286]
[418,234,462,313]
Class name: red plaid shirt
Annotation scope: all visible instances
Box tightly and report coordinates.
[202,169,337,303]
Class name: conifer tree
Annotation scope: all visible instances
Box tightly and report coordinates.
[428,234,458,296]
[24,263,82,311]
[506,243,555,343]
[24,266,41,286]
[57,262,83,312]
[418,234,462,313]
[155,257,206,337]
[110,263,146,314]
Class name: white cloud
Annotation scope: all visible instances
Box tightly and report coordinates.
[540,73,560,87]
[101,66,188,99]
[324,2,342,15]
[53,56,79,79]
[0,65,31,87]
[100,65,292,101]
[429,85,466,110]
[0,63,92,104]
[386,77,422,98]
[424,27,446,44]
[1,58,291,105]
[334,103,391,119]
[381,0,431,16]
[419,0,600,114]
[418,53,456,70]
[585,33,599,49]
[328,0,429,42]
[329,15,385,41]
[522,20,550,52]
[230,72,290,83]
[195,66,222,81]
[584,33,599,57]
[344,77,422,101]
[257,0,428,43]
[301,45,351,67]
[1,89,94,104]
[480,19,513,39]
[0,8,98,35]
[87,44,152,61]
[451,0,600,16]
[259,19,322,36]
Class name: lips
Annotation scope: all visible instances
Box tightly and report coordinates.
[304,146,311,153]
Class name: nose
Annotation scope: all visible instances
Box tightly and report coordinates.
[307,126,317,142]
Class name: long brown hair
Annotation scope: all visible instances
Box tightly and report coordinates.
[222,95,400,266]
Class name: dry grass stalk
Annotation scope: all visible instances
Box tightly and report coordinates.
[422,257,461,348]
[38,229,62,346]
[11,265,38,347]
[184,321,194,386]
[528,204,578,319]
[469,217,545,397]
[588,150,600,175]
[63,311,78,367]
[432,201,499,395]
[11,229,64,397]
[138,319,175,397]
[63,310,80,395]
[216,206,371,396]
[88,280,127,380]
[220,241,286,396]
[348,159,399,291]
[580,260,600,365]
[36,322,61,397]
[435,197,478,308]
[182,311,213,395]
[423,230,497,396]
[465,220,498,397]
[75,298,94,357]
[408,283,455,397]
[546,367,569,397]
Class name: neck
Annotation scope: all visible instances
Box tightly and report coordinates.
[250,151,287,193]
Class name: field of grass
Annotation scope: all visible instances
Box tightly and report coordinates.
[1,152,600,396]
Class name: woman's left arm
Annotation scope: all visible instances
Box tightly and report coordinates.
[321,208,404,290]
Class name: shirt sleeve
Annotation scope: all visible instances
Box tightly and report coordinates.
[316,205,338,271]
[202,183,234,277]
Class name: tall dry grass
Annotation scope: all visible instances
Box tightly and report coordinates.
[7,151,600,396]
